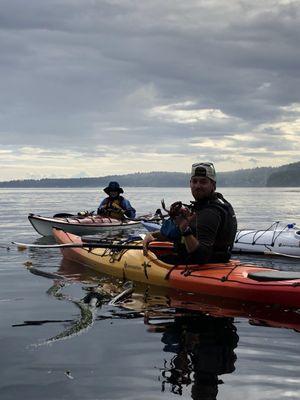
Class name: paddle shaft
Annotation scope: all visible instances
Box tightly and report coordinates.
[12,241,173,251]
[232,248,300,259]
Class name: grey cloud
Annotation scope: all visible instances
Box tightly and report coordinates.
[0,0,299,171]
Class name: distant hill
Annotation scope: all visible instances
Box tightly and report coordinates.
[218,166,274,187]
[0,172,189,188]
[266,162,300,186]
[0,162,299,187]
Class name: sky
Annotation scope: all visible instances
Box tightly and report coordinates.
[1,0,300,181]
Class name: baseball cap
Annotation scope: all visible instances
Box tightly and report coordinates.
[191,162,216,182]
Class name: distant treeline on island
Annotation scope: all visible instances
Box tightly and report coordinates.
[1,161,300,188]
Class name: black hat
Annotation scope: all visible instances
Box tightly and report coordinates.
[103,181,124,195]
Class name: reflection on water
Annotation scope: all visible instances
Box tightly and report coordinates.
[7,253,300,399]
[153,314,238,399]
[15,260,240,398]
[15,264,125,346]
[12,279,99,346]
[13,258,300,375]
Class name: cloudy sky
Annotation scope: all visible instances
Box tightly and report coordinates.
[1,0,300,180]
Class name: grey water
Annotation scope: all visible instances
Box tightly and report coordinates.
[1,187,300,400]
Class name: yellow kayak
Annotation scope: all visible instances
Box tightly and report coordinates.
[53,228,172,286]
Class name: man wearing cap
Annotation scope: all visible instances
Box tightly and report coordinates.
[143,163,237,264]
[97,181,136,219]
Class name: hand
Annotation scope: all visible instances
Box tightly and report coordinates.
[143,233,155,256]
[174,209,194,233]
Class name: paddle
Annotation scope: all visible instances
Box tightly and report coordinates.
[11,241,173,251]
[125,215,164,223]
[232,248,300,259]
[109,281,134,305]
[262,250,300,259]
[123,209,167,223]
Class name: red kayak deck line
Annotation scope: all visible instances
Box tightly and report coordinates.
[53,228,300,308]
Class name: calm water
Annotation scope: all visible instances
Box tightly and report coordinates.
[1,187,300,400]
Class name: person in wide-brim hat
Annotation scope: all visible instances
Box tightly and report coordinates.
[103,181,124,195]
[97,181,136,219]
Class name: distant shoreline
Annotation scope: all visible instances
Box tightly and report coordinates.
[1,185,299,189]
[1,161,300,187]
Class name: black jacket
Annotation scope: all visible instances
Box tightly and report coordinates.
[178,192,237,264]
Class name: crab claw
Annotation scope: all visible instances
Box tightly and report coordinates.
[161,199,169,213]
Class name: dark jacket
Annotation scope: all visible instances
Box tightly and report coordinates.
[178,192,237,264]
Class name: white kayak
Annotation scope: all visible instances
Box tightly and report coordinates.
[234,221,300,257]
[142,220,300,257]
[29,213,142,237]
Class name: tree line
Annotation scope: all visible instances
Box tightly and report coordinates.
[1,162,299,187]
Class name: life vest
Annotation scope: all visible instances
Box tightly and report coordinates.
[189,192,237,260]
[201,193,236,244]
[100,196,126,219]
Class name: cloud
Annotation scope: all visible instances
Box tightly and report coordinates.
[149,101,233,124]
[0,0,299,179]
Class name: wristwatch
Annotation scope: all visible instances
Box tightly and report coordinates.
[181,226,193,237]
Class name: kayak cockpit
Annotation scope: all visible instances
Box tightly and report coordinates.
[248,270,300,282]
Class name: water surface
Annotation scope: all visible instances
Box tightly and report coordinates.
[1,187,300,400]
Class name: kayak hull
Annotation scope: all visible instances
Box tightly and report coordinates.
[29,214,141,237]
[53,228,300,308]
[234,222,300,256]
[170,266,300,307]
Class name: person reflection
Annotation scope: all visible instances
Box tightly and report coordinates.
[151,313,239,399]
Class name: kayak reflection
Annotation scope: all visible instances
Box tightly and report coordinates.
[147,313,238,399]
[49,258,300,333]
[17,257,300,348]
